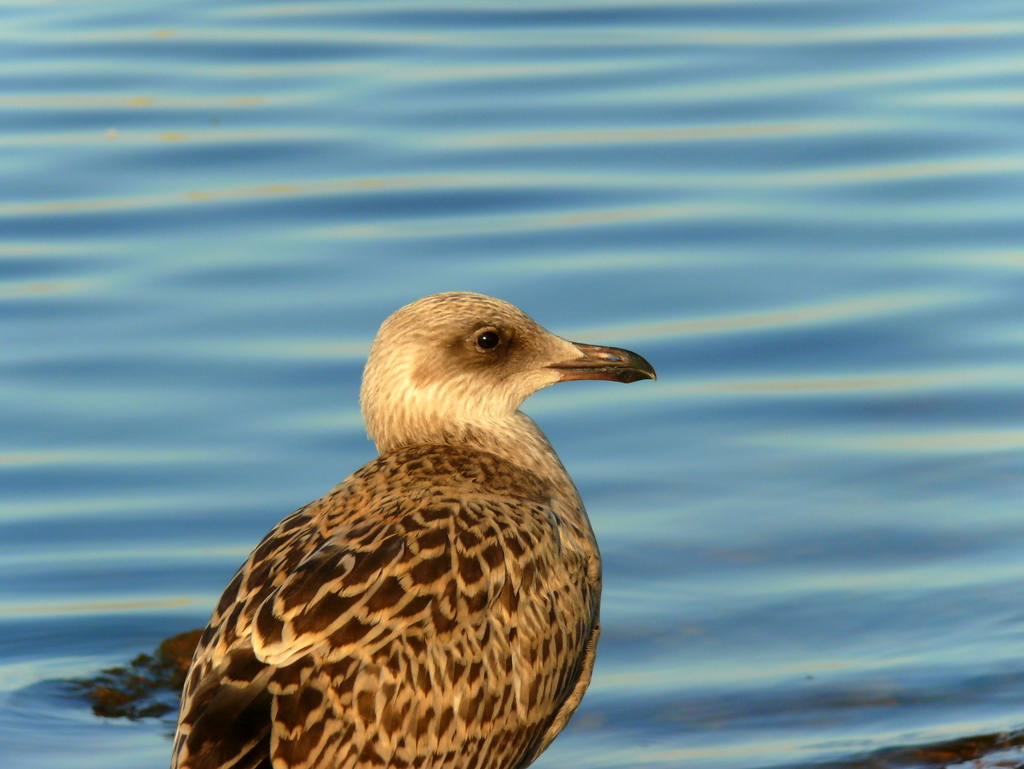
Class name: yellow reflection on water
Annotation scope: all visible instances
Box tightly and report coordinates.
[908,89,1024,107]
[710,373,948,394]
[462,119,861,148]
[0,171,686,220]
[0,448,220,467]
[841,430,1024,454]
[761,428,1024,455]
[0,128,319,147]
[323,201,746,240]
[0,95,265,109]
[821,156,1024,184]
[579,289,963,343]
[0,597,190,617]
[0,279,93,298]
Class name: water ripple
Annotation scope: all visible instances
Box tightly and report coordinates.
[3,1,1024,768]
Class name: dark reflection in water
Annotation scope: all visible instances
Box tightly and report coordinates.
[2,0,1024,768]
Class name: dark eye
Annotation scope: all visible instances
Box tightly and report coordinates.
[476,330,500,350]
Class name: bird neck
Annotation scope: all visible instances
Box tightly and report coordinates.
[469,412,575,489]
[375,411,581,507]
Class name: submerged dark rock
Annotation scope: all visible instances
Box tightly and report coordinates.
[810,729,1024,769]
[73,629,202,720]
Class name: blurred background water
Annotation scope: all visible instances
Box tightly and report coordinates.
[2,1,1024,767]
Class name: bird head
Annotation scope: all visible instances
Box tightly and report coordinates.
[360,292,655,454]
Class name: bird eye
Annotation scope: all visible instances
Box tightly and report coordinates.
[476,330,500,350]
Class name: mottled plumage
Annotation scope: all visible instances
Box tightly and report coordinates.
[171,293,655,769]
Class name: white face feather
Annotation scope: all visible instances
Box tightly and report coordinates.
[360,292,582,454]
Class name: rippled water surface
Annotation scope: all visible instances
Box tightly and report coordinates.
[3,1,1024,767]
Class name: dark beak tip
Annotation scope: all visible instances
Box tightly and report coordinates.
[622,351,657,383]
[629,366,657,384]
[555,343,657,384]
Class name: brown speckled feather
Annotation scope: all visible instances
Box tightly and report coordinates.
[172,446,600,769]
[170,292,654,769]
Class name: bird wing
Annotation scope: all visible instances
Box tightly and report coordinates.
[172,448,599,769]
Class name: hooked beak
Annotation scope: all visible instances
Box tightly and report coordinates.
[550,342,657,384]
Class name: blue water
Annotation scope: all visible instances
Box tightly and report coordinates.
[3,1,1024,768]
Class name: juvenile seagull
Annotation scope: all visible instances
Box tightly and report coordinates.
[171,292,656,769]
